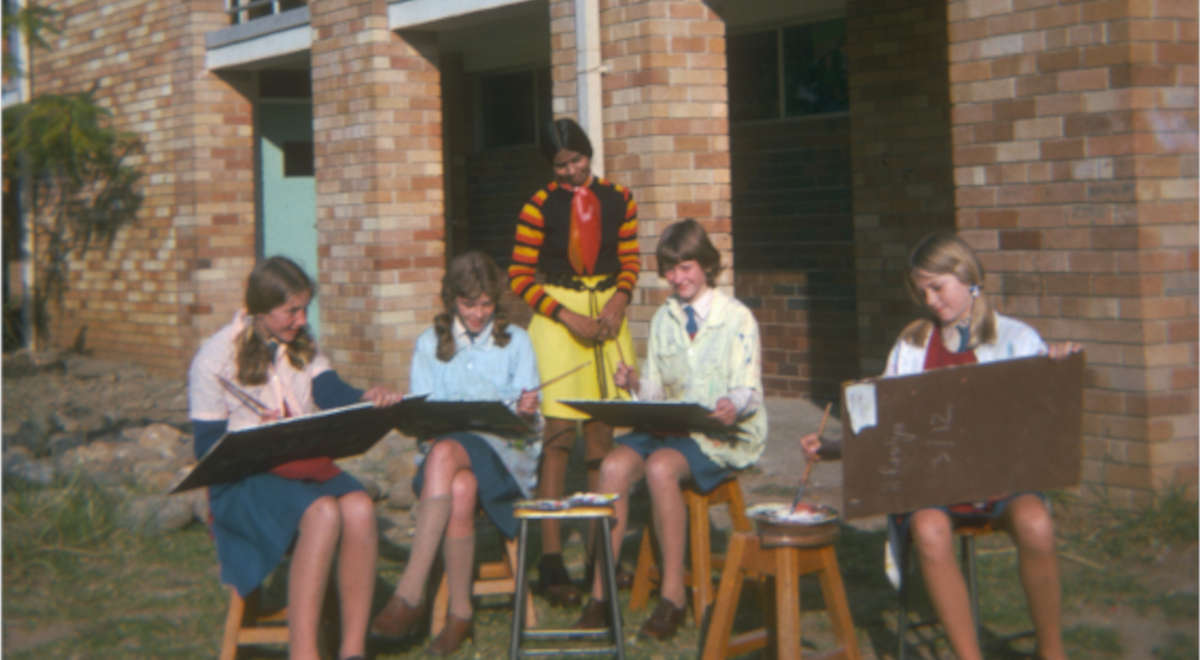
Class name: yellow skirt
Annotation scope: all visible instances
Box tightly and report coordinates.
[529,276,637,420]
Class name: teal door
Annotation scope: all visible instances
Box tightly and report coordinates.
[258,100,320,338]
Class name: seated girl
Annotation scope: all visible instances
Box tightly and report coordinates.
[188,256,403,660]
[370,251,542,656]
[804,232,1076,660]
[575,219,767,641]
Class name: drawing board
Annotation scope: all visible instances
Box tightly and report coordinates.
[840,353,1084,518]
[559,399,731,436]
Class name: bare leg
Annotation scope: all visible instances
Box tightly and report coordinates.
[287,496,341,660]
[909,508,982,660]
[643,448,691,607]
[1003,494,1066,660]
[589,445,646,600]
[334,491,377,659]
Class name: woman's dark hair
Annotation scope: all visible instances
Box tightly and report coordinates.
[237,256,316,384]
[540,117,593,163]
[656,218,721,286]
[434,251,512,361]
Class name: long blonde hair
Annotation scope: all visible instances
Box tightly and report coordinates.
[235,256,317,384]
[898,232,996,350]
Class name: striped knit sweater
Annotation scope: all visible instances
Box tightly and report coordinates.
[509,178,639,319]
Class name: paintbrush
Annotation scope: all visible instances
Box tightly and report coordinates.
[791,401,833,511]
[217,374,273,416]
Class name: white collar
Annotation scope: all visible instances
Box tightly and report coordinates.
[676,287,715,322]
[452,316,494,347]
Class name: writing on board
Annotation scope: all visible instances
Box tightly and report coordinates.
[876,403,958,492]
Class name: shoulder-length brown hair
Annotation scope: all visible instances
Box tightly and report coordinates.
[656,218,721,286]
[434,251,512,361]
[236,256,317,384]
[899,232,996,349]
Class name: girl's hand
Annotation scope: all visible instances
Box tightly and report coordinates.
[362,386,405,407]
[709,397,738,427]
[613,362,638,391]
[1047,341,1082,359]
[558,308,603,342]
[799,432,823,461]
[516,389,539,416]
[597,293,629,340]
[258,409,282,423]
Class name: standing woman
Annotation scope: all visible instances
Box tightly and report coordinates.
[509,117,640,605]
[371,251,542,655]
[188,256,403,660]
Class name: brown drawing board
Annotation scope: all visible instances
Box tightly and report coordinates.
[840,352,1084,519]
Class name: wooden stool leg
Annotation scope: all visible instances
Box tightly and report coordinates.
[430,572,449,637]
[220,589,245,660]
[817,545,861,660]
[772,547,802,660]
[701,531,750,660]
[688,489,714,618]
[504,537,536,628]
[630,529,657,611]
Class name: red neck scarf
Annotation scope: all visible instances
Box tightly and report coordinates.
[567,181,601,275]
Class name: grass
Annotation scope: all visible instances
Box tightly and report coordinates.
[3,474,1196,659]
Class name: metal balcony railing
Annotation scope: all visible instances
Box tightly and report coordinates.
[226,0,307,25]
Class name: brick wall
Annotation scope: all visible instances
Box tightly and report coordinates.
[310,1,445,389]
[947,0,1198,504]
[32,0,255,374]
[730,117,857,401]
[847,0,958,377]
[550,0,733,349]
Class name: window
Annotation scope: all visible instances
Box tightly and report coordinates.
[728,18,848,121]
[478,69,545,150]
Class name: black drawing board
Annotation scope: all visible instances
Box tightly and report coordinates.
[391,399,535,439]
[840,352,1084,519]
[559,399,730,435]
[170,397,424,493]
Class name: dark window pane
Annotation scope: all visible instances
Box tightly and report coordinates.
[783,19,848,117]
[480,71,536,149]
[283,141,314,177]
[728,31,779,122]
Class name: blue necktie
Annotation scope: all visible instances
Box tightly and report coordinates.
[685,305,698,338]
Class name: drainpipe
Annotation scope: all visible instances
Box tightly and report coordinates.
[574,0,604,176]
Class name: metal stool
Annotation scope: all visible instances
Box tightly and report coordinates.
[897,519,1035,659]
[510,502,625,659]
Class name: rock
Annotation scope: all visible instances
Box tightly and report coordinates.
[48,432,86,457]
[120,493,195,534]
[10,418,51,456]
[4,447,55,486]
[130,423,187,460]
[386,481,416,510]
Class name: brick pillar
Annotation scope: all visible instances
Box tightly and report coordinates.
[29,1,254,372]
[549,0,731,346]
[847,0,957,375]
[310,1,444,389]
[948,0,1198,503]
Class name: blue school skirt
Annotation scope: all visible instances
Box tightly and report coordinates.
[208,470,365,597]
[615,432,733,494]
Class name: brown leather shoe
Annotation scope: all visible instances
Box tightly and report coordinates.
[573,598,611,629]
[427,613,473,656]
[369,595,426,639]
[638,598,686,641]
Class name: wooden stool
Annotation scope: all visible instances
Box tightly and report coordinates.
[510,503,625,659]
[431,536,537,636]
[219,587,289,660]
[702,530,860,660]
[629,477,753,620]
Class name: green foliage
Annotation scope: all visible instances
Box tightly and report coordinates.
[1153,631,1199,660]
[1,1,60,78]
[1063,623,1123,657]
[1057,485,1198,561]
